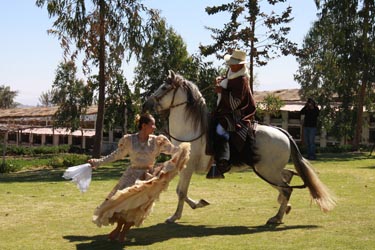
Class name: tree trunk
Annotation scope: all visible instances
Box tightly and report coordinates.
[93,0,106,158]
[248,0,257,93]
[124,104,128,134]
[1,132,7,170]
[353,0,370,150]
[354,80,366,149]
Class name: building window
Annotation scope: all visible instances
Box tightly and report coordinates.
[288,126,301,140]
[33,135,42,145]
[86,137,94,149]
[114,130,123,140]
[103,131,109,141]
[288,111,301,120]
[21,133,29,144]
[270,113,282,125]
[72,136,81,146]
[59,135,69,145]
[288,111,301,125]
[369,129,375,143]
[8,132,17,142]
[45,135,53,145]
[369,113,375,125]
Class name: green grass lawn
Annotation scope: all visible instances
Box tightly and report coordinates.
[0,152,374,250]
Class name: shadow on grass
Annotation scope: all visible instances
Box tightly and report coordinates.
[64,222,319,249]
[0,163,127,183]
[361,165,375,169]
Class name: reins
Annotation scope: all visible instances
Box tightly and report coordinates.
[166,130,205,143]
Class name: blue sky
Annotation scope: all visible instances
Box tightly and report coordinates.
[0,0,317,106]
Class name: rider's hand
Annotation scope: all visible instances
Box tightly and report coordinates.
[215,76,224,85]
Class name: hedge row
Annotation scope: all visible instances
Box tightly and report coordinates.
[0,153,90,173]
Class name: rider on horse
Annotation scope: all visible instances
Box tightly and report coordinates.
[206,49,256,179]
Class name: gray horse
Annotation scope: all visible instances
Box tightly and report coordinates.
[143,70,336,225]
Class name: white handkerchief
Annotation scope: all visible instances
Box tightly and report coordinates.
[63,163,92,193]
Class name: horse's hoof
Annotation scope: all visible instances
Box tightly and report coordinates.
[198,199,210,207]
[285,204,292,215]
[266,217,283,225]
[165,219,174,224]
[165,215,179,224]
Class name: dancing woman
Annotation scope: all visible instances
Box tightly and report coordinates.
[88,113,190,242]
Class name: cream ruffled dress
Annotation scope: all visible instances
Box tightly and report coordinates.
[90,134,190,227]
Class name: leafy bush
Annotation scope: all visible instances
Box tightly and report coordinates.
[0,161,20,173]
[49,154,90,168]
[3,144,70,156]
[68,145,86,154]
[49,156,65,168]
[317,145,355,153]
[5,145,32,155]
[33,146,59,155]
[0,157,53,173]
[0,153,89,173]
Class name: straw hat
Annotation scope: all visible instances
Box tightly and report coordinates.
[224,49,247,65]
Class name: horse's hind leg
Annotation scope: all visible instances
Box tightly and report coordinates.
[266,169,294,225]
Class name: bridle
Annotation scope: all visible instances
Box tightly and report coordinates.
[153,84,187,113]
[151,82,205,143]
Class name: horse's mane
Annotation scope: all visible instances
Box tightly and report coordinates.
[172,73,208,134]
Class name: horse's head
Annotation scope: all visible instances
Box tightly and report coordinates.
[143,70,187,114]
[143,70,208,140]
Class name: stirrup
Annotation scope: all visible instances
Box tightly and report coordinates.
[206,164,224,179]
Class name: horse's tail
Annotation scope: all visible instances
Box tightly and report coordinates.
[288,136,337,212]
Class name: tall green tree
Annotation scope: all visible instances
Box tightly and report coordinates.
[104,73,138,134]
[134,18,193,99]
[0,85,18,109]
[181,54,223,112]
[36,0,160,157]
[133,18,222,112]
[38,89,57,107]
[200,0,298,92]
[296,0,375,148]
[294,17,344,139]
[256,93,284,119]
[51,61,93,132]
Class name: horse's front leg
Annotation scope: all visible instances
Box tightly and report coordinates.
[165,167,193,223]
[166,166,210,223]
[166,191,210,224]
[185,196,210,209]
[165,191,185,223]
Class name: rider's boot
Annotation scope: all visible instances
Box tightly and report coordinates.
[217,159,231,173]
[206,159,230,179]
[206,163,224,179]
[206,129,230,179]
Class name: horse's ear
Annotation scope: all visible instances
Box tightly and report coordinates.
[168,70,175,79]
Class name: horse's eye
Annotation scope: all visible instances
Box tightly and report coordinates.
[166,78,173,85]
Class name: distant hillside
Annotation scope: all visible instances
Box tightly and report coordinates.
[16,104,35,108]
